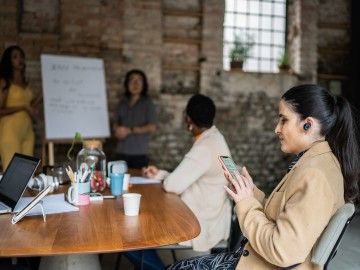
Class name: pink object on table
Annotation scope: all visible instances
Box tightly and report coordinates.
[77,194,90,205]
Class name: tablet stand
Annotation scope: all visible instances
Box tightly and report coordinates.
[11,200,46,224]
[37,200,47,222]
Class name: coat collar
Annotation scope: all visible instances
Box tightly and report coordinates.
[265,141,333,209]
[291,141,332,171]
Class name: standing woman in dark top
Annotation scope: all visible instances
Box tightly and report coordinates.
[113,69,157,168]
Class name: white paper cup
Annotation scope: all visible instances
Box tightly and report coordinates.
[123,193,141,216]
[123,173,130,191]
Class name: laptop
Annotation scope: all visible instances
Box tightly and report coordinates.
[0,153,40,214]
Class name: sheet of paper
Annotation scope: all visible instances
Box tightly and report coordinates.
[129,177,161,185]
[14,193,79,216]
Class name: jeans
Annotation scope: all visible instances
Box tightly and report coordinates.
[124,250,165,270]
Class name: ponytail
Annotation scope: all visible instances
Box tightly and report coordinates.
[326,97,360,205]
[282,84,360,206]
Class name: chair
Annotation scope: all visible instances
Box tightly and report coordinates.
[113,203,243,269]
[311,203,356,270]
[158,202,244,263]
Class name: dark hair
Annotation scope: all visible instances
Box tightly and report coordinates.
[185,94,216,128]
[123,69,148,98]
[282,84,360,204]
[0,45,26,90]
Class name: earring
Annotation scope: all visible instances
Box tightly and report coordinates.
[303,123,311,131]
[188,124,193,131]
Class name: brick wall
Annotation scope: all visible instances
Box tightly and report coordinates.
[0,0,351,193]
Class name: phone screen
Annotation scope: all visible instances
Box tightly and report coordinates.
[220,156,238,174]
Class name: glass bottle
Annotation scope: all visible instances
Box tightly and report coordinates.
[76,140,107,192]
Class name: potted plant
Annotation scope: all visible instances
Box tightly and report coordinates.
[229,35,254,70]
[278,48,291,72]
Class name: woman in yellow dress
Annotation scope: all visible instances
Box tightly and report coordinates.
[0,45,42,170]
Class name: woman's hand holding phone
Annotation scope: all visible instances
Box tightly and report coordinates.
[224,167,254,203]
[220,160,255,203]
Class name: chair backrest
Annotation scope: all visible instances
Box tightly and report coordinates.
[311,203,355,268]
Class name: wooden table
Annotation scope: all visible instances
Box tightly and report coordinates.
[0,184,200,257]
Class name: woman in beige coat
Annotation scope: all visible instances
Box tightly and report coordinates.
[168,84,359,270]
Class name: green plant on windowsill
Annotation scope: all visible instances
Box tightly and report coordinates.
[229,34,254,70]
[278,48,291,72]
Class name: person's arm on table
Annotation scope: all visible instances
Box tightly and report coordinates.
[163,145,211,194]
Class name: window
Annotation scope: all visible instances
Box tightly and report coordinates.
[224,0,287,72]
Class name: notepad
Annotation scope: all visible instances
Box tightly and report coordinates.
[14,193,79,216]
[129,177,161,185]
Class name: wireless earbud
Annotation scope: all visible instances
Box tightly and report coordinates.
[303,123,311,131]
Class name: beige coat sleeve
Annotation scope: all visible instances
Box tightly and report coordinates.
[235,168,335,267]
[253,186,265,204]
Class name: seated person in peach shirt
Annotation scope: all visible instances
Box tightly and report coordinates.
[126,94,232,270]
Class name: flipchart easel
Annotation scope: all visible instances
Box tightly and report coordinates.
[40,54,110,165]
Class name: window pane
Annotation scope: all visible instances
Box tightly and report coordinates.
[260,46,271,59]
[246,58,258,71]
[261,16,272,30]
[235,14,247,28]
[224,28,233,43]
[274,17,285,31]
[262,31,271,45]
[273,32,284,45]
[225,0,236,12]
[252,45,260,58]
[247,30,257,43]
[249,1,260,14]
[235,0,247,13]
[254,30,262,43]
[260,60,272,72]
[274,3,285,17]
[262,2,272,15]
[249,15,259,29]
[224,42,232,56]
[273,47,283,61]
[224,12,234,27]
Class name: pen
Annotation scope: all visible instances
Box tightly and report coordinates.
[103,195,116,199]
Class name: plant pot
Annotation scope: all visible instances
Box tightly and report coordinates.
[278,64,291,73]
[230,60,244,70]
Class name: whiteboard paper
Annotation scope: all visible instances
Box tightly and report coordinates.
[41,54,110,140]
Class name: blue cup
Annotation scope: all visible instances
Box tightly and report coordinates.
[110,173,124,196]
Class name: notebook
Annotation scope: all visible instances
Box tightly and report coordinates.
[0,153,40,214]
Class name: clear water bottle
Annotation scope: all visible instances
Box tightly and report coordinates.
[76,140,107,192]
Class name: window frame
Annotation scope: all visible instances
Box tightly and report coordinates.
[223,0,288,73]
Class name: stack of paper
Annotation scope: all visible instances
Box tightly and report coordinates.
[129,177,161,185]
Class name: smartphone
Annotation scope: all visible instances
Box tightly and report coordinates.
[218,155,241,179]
